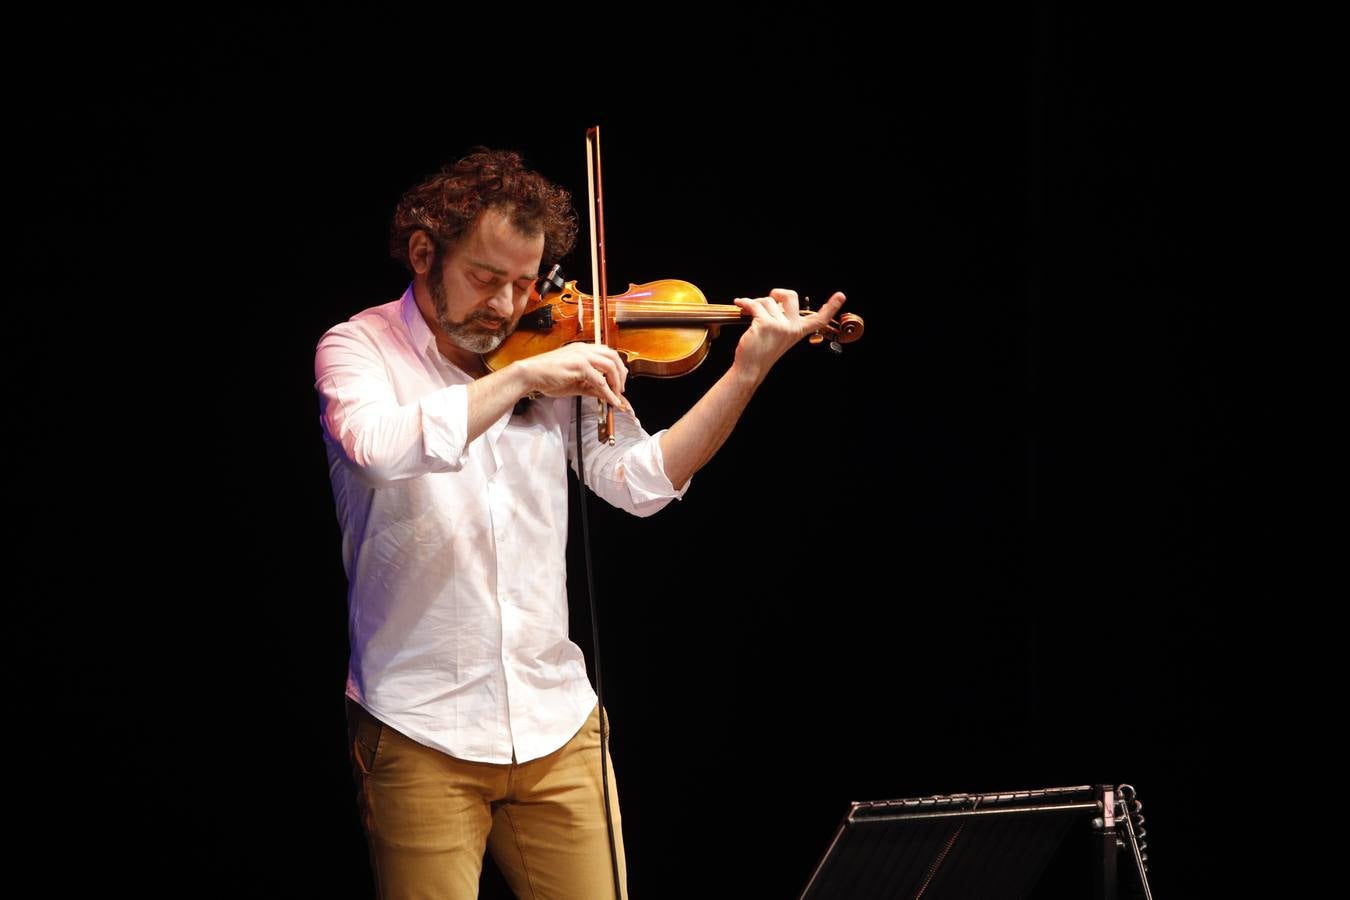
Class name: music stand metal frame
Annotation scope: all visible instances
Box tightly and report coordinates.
[799,784,1152,899]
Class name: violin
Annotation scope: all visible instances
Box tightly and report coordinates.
[483,276,864,379]
[485,125,862,443]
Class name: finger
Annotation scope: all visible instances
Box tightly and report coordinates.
[732,297,760,321]
[801,291,847,330]
[584,346,627,399]
[571,352,627,411]
[590,366,629,411]
[769,288,800,314]
[734,296,784,322]
[608,345,629,371]
[748,295,786,319]
[596,344,630,395]
[597,360,626,404]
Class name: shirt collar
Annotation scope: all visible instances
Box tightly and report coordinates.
[399,283,439,359]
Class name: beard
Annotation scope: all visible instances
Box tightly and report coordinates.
[429,267,516,354]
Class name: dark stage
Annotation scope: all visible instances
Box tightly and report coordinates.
[15,6,1253,898]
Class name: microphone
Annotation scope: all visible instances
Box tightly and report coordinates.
[536,264,565,297]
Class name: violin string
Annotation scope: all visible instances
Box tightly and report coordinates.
[569,302,824,320]
[570,301,815,313]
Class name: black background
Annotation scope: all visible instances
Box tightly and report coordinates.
[16,5,1255,898]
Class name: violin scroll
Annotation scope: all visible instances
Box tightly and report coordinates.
[804,295,865,353]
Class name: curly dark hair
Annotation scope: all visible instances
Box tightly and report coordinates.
[389,148,578,274]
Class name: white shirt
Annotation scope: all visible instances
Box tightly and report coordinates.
[315,286,688,763]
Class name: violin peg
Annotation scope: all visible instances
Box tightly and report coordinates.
[829,340,843,354]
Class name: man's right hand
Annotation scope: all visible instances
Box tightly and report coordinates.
[518,343,630,412]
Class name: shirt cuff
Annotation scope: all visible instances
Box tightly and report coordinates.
[626,427,690,505]
[419,384,472,469]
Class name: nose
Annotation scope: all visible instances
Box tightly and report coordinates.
[485,283,513,319]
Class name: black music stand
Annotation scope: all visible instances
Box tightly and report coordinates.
[799,784,1152,900]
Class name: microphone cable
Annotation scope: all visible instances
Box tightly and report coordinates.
[574,394,624,900]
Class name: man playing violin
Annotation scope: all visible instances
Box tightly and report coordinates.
[316,148,845,899]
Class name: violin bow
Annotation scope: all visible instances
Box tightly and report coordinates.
[585,126,617,445]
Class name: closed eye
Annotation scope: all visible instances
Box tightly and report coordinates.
[469,269,535,291]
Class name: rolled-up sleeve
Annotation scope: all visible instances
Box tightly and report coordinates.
[566,399,690,517]
[316,325,471,486]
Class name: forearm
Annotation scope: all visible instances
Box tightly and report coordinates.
[465,363,535,443]
[659,361,765,490]
[320,367,531,487]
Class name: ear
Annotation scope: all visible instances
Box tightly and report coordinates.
[408,230,436,276]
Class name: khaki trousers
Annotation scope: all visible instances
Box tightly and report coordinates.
[346,698,628,900]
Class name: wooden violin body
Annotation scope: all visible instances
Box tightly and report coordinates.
[485,278,716,378]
